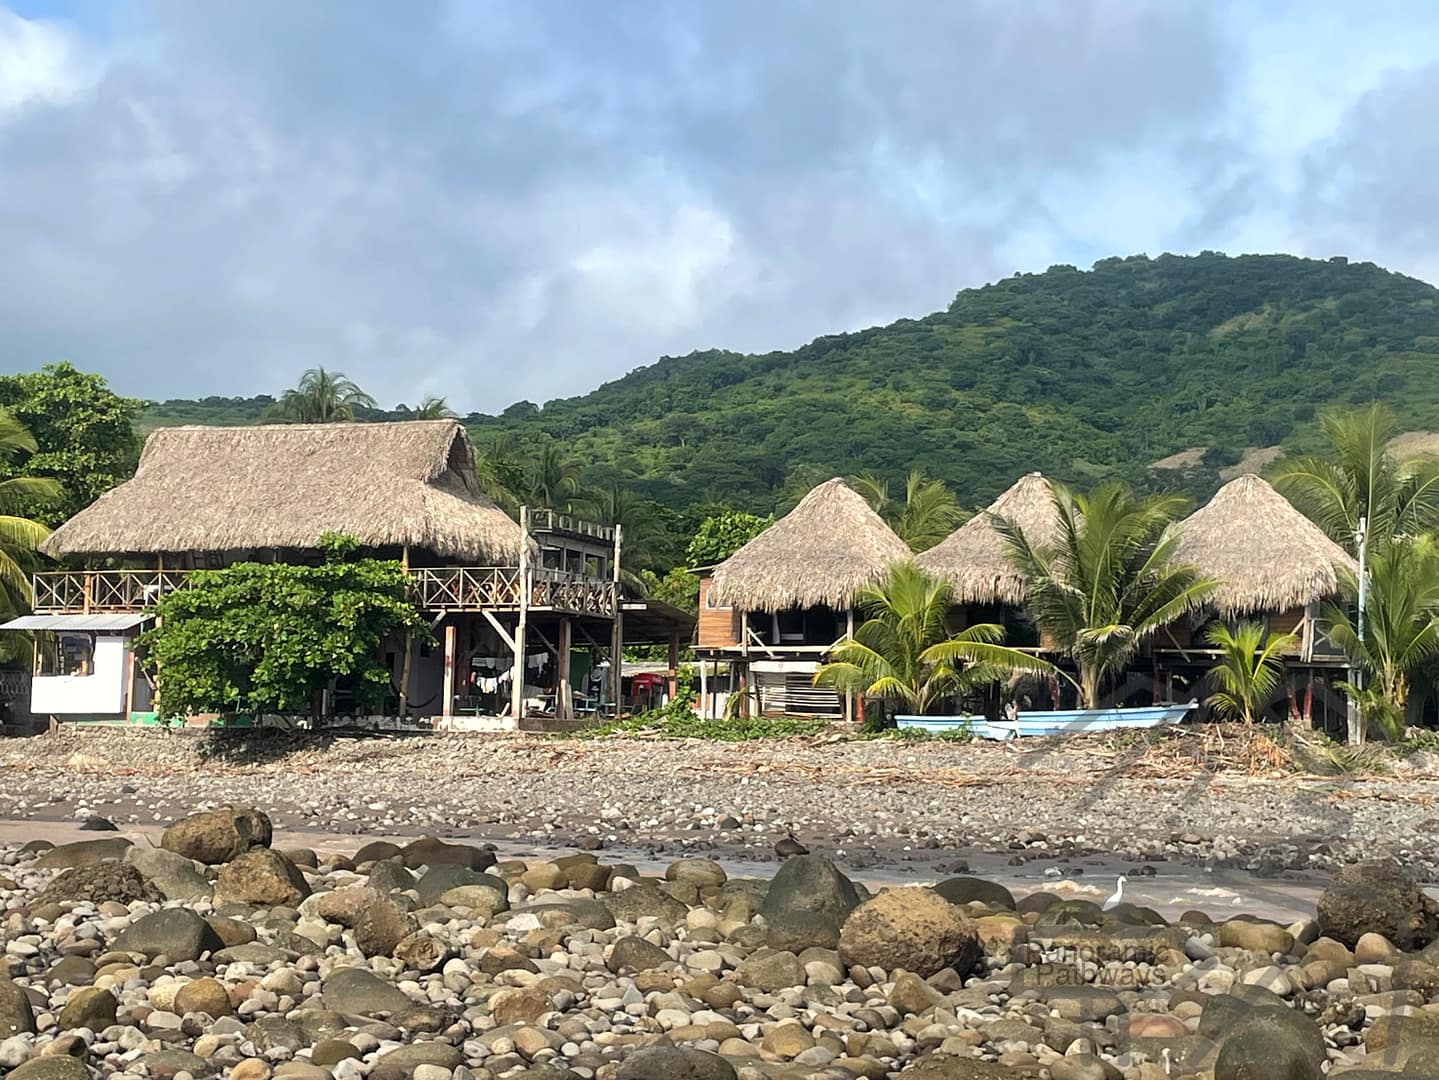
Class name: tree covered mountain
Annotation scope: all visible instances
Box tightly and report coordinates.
[144,252,1439,514]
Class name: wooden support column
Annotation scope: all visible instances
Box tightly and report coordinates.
[1304,669,1315,727]
[609,523,624,715]
[511,507,531,720]
[667,630,680,703]
[739,612,751,718]
[699,661,709,720]
[398,546,413,716]
[441,620,456,718]
[557,618,572,720]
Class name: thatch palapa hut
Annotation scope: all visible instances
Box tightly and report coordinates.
[41,420,525,563]
[1169,472,1356,630]
[1164,473,1357,728]
[916,471,1059,606]
[23,420,693,727]
[696,478,909,719]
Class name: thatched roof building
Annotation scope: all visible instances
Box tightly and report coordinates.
[1170,473,1357,615]
[42,420,527,563]
[709,478,910,612]
[916,472,1059,604]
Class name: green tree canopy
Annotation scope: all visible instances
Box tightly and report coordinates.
[853,469,964,552]
[0,362,142,525]
[140,533,429,719]
[685,510,772,567]
[1203,620,1298,724]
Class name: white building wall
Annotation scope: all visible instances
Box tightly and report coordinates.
[32,636,128,715]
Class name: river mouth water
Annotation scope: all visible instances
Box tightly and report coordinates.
[0,815,1352,924]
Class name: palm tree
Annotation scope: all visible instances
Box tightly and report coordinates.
[525,443,585,511]
[412,395,457,420]
[1273,404,1439,553]
[1326,535,1439,740]
[814,561,1054,716]
[1203,621,1298,723]
[473,434,525,512]
[0,409,60,660]
[585,482,665,589]
[854,469,964,552]
[996,480,1214,709]
[266,367,378,423]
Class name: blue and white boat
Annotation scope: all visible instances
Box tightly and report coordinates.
[895,702,1197,741]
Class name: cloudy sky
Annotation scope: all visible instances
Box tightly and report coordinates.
[2,1,1438,412]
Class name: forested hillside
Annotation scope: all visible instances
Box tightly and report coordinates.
[145,252,1439,513]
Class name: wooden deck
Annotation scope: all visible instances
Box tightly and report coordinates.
[31,566,618,618]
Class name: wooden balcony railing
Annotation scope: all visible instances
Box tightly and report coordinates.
[32,566,618,618]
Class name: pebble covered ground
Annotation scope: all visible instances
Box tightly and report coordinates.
[2,728,1438,882]
[5,802,1439,1080]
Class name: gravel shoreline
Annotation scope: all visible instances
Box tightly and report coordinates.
[1,727,1436,883]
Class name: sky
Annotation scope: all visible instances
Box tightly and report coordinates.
[2,1,1439,413]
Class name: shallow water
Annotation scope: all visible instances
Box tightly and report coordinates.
[0,816,1344,924]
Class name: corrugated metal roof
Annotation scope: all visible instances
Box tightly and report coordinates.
[0,613,150,631]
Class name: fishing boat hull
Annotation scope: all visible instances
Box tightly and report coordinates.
[895,702,1196,741]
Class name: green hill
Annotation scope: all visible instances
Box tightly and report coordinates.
[144,251,1439,513]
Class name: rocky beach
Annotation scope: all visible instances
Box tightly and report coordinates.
[3,728,1439,1078]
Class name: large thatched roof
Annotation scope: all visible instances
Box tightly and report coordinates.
[916,472,1059,604]
[42,420,527,563]
[1171,473,1356,614]
[709,478,910,612]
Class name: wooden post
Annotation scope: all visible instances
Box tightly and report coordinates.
[609,523,624,714]
[398,546,413,717]
[844,607,855,723]
[123,644,135,719]
[441,620,456,718]
[557,617,572,720]
[1304,669,1315,727]
[699,660,709,720]
[511,507,530,720]
[667,630,680,703]
[739,612,751,718]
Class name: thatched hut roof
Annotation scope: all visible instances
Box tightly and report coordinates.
[42,420,527,563]
[709,478,910,612]
[916,472,1059,604]
[1170,473,1356,615]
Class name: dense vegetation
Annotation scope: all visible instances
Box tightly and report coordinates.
[139,253,1439,515]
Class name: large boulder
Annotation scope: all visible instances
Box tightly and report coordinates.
[602,884,689,925]
[214,848,311,908]
[56,986,117,1031]
[1317,859,1439,949]
[839,887,981,978]
[414,865,505,906]
[931,876,1016,911]
[8,1060,91,1080]
[0,976,36,1036]
[124,847,213,901]
[33,838,132,869]
[112,908,224,962]
[758,855,862,950]
[321,967,414,1017]
[616,1046,737,1080]
[1213,1005,1324,1080]
[352,895,417,958]
[34,863,162,907]
[732,947,806,991]
[401,836,495,871]
[161,807,272,865]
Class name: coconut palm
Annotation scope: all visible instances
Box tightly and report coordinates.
[1326,534,1439,740]
[525,443,586,511]
[1273,404,1439,553]
[0,409,60,659]
[814,561,1055,716]
[1202,621,1298,723]
[472,434,525,512]
[585,482,666,590]
[266,367,378,423]
[412,395,457,420]
[996,480,1214,709]
[854,469,964,552]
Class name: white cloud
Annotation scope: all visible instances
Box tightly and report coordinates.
[0,2,1436,411]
